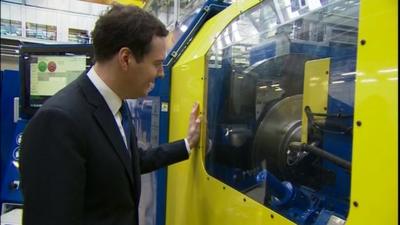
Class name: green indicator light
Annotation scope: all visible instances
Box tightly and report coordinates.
[38,61,47,72]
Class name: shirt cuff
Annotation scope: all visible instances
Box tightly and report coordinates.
[184,138,191,154]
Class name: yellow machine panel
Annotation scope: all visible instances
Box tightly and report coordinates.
[166,1,292,225]
[115,0,145,7]
[167,1,294,225]
[347,0,398,224]
[301,59,330,143]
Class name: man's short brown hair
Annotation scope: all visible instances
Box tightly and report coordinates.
[91,4,168,62]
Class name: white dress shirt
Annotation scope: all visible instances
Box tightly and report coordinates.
[86,67,191,153]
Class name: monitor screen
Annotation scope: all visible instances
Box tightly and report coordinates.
[20,44,94,118]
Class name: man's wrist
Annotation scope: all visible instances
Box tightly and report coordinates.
[184,138,191,154]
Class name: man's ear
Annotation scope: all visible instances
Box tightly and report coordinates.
[118,47,133,71]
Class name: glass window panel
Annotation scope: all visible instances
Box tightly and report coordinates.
[178,0,205,22]
[25,22,57,41]
[166,3,202,53]
[26,22,37,38]
[205,0,359,223]
[1,19,22,36]
[68,28,90,44]
[46,25,57,41]
[145,0,175,28]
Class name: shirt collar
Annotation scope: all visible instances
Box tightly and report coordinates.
[87,66,122,116]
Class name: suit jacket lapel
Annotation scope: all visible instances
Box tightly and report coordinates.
[93,108,134,182]
[77,74,134,187]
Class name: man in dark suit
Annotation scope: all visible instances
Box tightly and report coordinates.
[19,4,201,225]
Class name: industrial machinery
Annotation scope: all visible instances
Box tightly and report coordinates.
[0,44,93,223]
[0,69,21,215]
[205,1,356,221]
[0,1,396,225]
[166,0,397,225]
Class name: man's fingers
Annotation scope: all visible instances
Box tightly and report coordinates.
[192,102,199,113]
[196,115,202,124]
[190,102,200,122]
[187,103,201,149]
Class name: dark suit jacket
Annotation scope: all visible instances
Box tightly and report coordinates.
[20,74,189,225]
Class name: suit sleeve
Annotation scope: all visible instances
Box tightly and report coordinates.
[20,107,86,225]
[138,139,189,174]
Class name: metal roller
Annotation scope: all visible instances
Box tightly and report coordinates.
[252,94,304,180]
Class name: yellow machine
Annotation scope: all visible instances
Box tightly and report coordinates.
[166,0,397,225]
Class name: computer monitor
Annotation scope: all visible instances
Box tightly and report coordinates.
[19,44,94,118]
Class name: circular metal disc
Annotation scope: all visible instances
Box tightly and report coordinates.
[252,94,303,179]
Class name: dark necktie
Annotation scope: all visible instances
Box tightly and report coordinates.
[119,101,132,158]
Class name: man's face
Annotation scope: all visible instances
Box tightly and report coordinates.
[123,36,166,98]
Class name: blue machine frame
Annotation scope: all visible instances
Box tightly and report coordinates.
[0,70,24,213]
